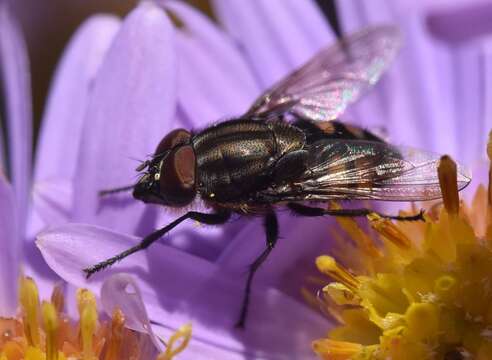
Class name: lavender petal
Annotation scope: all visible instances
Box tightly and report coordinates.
[336,1,460,157]
[426,2,492,43]
[32,15,120,228]
[217,213,331,300]
[426,2,492,164]
[0,2,32,233]
[162,0,258,125]
[31,179,73,228]
[72,2,176,235]
[0,173,18,316]
[484,40,492,156]
[211,0,333,88]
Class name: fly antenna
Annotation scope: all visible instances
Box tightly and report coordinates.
[99,184,135,197]
[136,160,150,172]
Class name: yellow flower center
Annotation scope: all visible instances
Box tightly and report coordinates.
[311,134,492,359]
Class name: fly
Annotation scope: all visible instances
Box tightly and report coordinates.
[84,25,471,328]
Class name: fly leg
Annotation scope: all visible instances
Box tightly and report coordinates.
[287,203,424,221]
[236,211,278,328]
[83,210,231,278]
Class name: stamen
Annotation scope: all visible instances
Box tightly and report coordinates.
[19,277,41,347]
[330,202,381,258]
[368,214,411,249]
[77,289,98,360]
[438,155,459,215]
[323,283,360,306]
[316,256,359,292]
[103,308,125,360]
[312,339,363,359]
[157,324,192,360]
[42,301,59,360]
[50,284,65,314]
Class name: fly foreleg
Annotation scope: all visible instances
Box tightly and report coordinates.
[83,210,231,278]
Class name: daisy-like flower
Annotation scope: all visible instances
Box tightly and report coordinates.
[31,0,492,359]
[311,146,492,359]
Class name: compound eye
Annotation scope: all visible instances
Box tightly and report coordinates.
[159,145,196,206]
[155,129,191,156]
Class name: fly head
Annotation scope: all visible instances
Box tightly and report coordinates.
[133,129,196,207]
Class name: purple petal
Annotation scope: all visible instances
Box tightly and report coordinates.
[211,0,333,87]
[0,2,32,232]
[36,223,330,358]
[32,15,120,227]
[484,40,492,155]
[217,214,331,297]
[151,323,245,360]
[0,174,18,316]
[101,273,161,351]
[72,2,176,235]
[450,44,484,164]
[31,179,73,227]
[426,1,492,43]
[161,0,258,125]
[336,1,459,156]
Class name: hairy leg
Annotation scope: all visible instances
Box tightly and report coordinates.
[83,210,231,277]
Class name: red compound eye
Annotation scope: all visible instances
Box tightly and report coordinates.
[159,145,196,207]
[155,129,191,156]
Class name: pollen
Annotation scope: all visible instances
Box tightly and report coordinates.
[312,145,492,358]
[0,278,192,359]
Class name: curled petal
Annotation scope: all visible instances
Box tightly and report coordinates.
[101,273,162,351]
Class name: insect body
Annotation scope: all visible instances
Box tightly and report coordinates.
[85,26,471,327]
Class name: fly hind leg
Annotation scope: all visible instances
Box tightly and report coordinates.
[236,211,278,328]
[287,202,424,221]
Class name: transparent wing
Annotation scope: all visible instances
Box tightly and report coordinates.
[246,26,402,121]
[267,140,471,202]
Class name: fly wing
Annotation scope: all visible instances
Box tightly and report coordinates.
[266,140,471,202]
[245,26,402,121]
